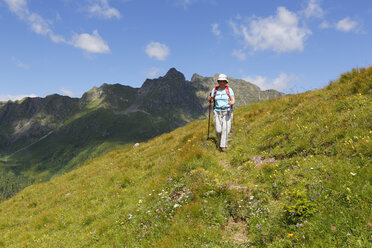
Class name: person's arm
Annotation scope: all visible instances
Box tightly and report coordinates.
[229,95,235,105]
[208,89,215,103]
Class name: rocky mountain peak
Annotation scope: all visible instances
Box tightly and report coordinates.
[164,67,186,81]
[191,73,203,82]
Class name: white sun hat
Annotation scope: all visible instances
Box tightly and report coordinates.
[217,74,228,83]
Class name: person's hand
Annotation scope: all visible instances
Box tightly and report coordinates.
[208,96,213,103]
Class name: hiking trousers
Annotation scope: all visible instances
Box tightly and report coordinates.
[213,110,233,148]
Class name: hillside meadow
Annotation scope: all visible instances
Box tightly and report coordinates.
[0,67,371,247]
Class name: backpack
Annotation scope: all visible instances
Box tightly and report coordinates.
[211,85,233,111]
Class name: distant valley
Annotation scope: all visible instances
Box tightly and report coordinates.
[0,68,285,200]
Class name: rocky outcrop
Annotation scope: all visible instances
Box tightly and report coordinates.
[0,95,80,153]
[0,68,286,155]
[136,68,203,119]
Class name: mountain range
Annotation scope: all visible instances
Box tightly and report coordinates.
[0,68,285,200]
[0,67,370,247]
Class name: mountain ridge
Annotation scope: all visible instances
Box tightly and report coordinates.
[0,67,370,247]
[0,68,285,200]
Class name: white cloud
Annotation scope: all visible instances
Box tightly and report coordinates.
[4,0,55,38]
[319,20,330,29]
[0,94,37,102]
[4,0,111,54]
[303,0,324,19]
[61,88,74,97]
[211,23,221,37]
[146,67,161,78]
[11,56,30,69]
[28,12,52,35]
[229,19,240,35]
[244,73,298,91]
[179,0,197,9]
[87,0,121,19]
[145,42,170,61]
[4,0,28,16]
[50,33,66,43]
[232,7,311,53]
[70,30,110,54]
[232,49,246,61]
[336,17,358,32]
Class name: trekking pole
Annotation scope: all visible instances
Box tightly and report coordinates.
[230,105,234,141]
[207,101,211,140]
[231,110,234,141]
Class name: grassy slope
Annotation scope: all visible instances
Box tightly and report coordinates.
[0,103,177,200]
[0,68,371,247]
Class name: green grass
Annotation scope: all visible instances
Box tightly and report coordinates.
[0,67,370,247]
[0,105,178,200]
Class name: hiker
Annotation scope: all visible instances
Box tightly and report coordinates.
[208,74,235,152]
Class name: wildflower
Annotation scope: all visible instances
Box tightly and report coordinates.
[250,196,254,200]
[174,204,180,208]
[257,223,262,230]
[311,186,313,189]
[331,226,336,231]
[288,233,293,237]
[187,139,191,142]
[201,201,204,205]
[292,212,296,215]
[138,200,142,204]
[350,172,356,176]
[368,222,372,227]
[311,197,314,201]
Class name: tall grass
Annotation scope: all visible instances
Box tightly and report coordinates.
[0,67,370,247]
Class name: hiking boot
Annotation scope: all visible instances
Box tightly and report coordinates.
[220,147,228,152]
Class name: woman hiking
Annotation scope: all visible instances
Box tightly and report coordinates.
[208,74,235,152]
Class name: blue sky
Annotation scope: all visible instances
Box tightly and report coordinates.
[1,0,371,101]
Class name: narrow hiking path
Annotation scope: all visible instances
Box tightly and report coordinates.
[213,147,280,245]
[5,131,54,158]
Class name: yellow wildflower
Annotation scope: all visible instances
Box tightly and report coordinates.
[288,233,293,237]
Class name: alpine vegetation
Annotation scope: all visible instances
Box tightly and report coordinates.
[0,68,284,201]
[0,67,370,247]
